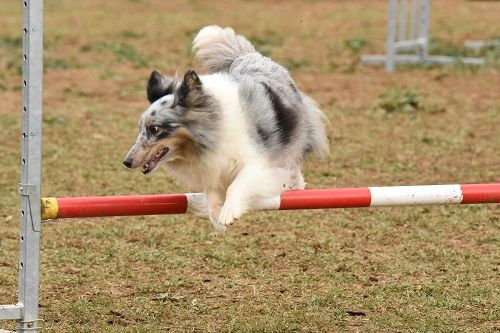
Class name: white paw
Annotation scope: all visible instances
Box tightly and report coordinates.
[210,219,226,234]
[218,198,243,227]
[207,202,225,233]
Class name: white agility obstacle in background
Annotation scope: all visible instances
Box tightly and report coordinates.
[464,39,500,51]
[361,0,485,72]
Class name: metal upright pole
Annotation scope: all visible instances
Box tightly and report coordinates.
[418,0,430,61]
[385,0,398,72]
[18,0,43,332]
[398,0,407,42]
[409,0,418,40]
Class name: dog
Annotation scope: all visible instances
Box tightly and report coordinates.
[123,25,329,232]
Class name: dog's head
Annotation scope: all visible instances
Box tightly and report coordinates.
[123,69,207,174]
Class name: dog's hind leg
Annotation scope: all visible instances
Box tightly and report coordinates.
[218,165,290,227]
[288,169,305,190]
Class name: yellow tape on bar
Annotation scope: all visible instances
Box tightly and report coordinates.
[41,197,58,220]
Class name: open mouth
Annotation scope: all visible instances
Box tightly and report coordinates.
[142,147,169,174]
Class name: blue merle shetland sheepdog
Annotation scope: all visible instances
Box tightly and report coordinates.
[123,26,329,232]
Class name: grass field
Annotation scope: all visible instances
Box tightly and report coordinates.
[1,0,499,332]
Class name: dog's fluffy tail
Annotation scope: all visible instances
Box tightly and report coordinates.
[193,25,256,73]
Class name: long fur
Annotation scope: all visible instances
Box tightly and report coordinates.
[193,26,256,74]
[124,25,330,232]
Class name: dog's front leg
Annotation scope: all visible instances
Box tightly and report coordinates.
[218,185,246,228]
[205,189,225,233]
[218,165,289,227]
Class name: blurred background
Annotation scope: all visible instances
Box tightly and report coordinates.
[1,1,499,332]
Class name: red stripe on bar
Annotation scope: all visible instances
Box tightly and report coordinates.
[57,194,188,218]
[460,183,500,204]
[279,188,372,210]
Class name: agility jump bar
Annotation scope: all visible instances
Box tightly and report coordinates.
[40,183,499,220]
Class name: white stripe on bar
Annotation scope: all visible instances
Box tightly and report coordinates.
[251,196,281,211]
[186,193,207,217]
[369,184,463,206]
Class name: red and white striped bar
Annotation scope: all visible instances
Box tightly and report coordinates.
[41,183,499,220]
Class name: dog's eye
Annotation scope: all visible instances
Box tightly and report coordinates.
[149,126,160,135]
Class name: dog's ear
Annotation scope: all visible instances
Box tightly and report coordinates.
[147,70,175,104]
[178,70,203,106]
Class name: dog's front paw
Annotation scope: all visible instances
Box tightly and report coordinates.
[210,219,227,234]
[218,198,243,227]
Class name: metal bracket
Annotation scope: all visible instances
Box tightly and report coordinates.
[17,319,44,331]
[19,184,41,232]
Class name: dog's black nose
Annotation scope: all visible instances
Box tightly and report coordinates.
[123,159,132,168]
